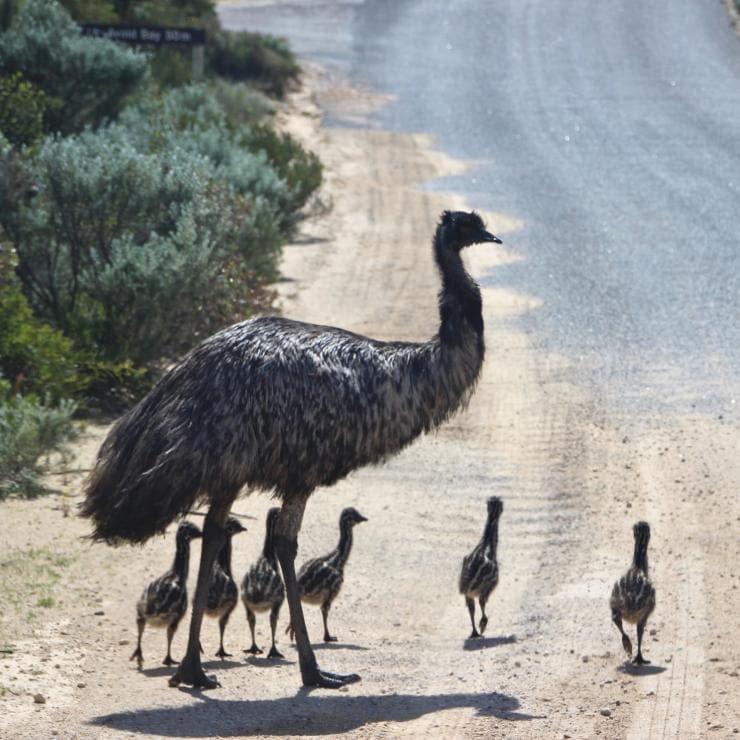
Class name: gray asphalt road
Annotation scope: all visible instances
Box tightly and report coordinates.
[221,0,740,416]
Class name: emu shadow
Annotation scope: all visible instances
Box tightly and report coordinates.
[311,642,369,652]
[289,234,330,247]
[90,690,540,736]
[616,662,667,676]
[463,634,517,652]
[243,654,294,668]
[141,659,244,680]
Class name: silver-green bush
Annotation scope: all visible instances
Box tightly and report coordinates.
[0,0,149,134]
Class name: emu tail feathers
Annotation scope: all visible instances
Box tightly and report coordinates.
[80,408,203,545]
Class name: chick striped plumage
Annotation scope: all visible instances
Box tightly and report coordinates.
[610,520,656,664]
[291,507,367,643]
[205,516,246,659]
[241,508,286,658]
[459,496,503,638]
[130,521,202,668]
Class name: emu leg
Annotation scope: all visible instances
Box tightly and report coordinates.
[612,610,632,657]
[267,602,284,659]
[321,601,337,643]
[633,619,650,665]
[478,592,490,635]
[244,607,262,655]
[275,496,360,688]
[465,597,479,639]
[130,616,145,668]
[169,502,231,689]
[216,604,235,659]
[163,618,180,666]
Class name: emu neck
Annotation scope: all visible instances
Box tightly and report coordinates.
[172,539,191,580]
[632,538,649,573]
[483,515,500,557]
[263,523,278,565]
[434,230,484,347]
[331,523,355,569]
[217,537,234,577]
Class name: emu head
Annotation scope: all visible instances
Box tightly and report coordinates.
[176,521,203,542]
[439,210,502,251]
[340,507,368,527]
[487,496,504,518]
[225,517,247,537]
[633,520,650,545]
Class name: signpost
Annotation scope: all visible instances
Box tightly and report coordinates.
[80,24,206,80]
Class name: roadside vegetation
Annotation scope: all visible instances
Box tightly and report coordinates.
[0,0,322,497]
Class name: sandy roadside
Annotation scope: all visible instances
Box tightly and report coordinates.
[0,61,738,740]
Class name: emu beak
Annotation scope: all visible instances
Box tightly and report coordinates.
[359,515,368,523]
[480,230,502,244]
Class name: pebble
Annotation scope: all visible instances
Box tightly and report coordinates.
[94,610,105,616]
[33,693,46,704]
[599,708,611,717]
[118,639,130,646]
[77,682,86,689]
[581,655,590,663]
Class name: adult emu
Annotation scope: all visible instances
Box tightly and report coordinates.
[82,210,501,689]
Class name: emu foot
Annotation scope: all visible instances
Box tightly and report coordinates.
[468,629,481,640]
[168,655,220,689]
[267,645,284,659]
[130,647,143,669]
[162,655,179,667]
[479,616,488,635]
[215,647,231,659]
[632,653,650,665]
[244,644,263,655]
[323,634,338,643]
[302,667,361,689]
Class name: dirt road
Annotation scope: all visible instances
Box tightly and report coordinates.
[0,64,738,739]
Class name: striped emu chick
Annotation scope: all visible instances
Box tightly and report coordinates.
[82,211,501,689]
[205,517,246,659]
[130,521,202,668]
[291,507,368,643]
[459,496,503,639]
[241,508,286,658]
[610,520,656,664]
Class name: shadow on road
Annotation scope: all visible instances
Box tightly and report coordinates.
[616,662,667,676]
[463,634,517,652]
[311,642,369,652]
[90,690,541,735]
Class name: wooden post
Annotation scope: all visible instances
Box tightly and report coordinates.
[192,45,204,81]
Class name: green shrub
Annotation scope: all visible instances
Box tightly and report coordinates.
[243,124,323,225]
[6,128,234,364]
[1,84,321,372]
[0,378,76,499]
[0,0,149,135]
[210,79,274,127]
[209,29,299,98]
[0,72,59,147]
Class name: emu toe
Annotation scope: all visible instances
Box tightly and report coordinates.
[267,645,284,659]
[162,655,179,667]
[633,653,650,665]
[169,656,220,690]
[323,633,338,643]
[244,644,263,655]
[303,667,361,689]
[130,647,143,669]
[215,647,231,659]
